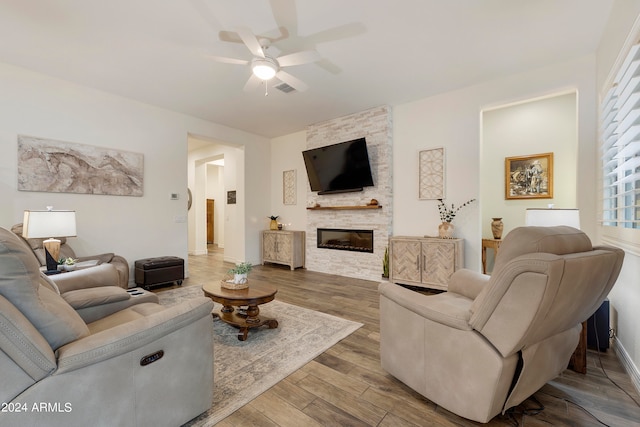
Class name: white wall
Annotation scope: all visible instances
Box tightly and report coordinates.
[0,61,269,282]
[393,55,597,271]
[481,92,578,239]
[269,131,308,231]
[596,0,640,388]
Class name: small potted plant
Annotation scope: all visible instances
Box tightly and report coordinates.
[59,257,78,271]
[228,262,253,285]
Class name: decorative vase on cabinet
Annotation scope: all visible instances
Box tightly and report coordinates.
[438,222,454,239]
[491,218,504,239]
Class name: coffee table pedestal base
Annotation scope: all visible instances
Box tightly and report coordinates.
[213,305,278,341]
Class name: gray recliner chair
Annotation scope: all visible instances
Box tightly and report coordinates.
[379,226,624,423]
[0,226,214,427]
[11,223,130,288]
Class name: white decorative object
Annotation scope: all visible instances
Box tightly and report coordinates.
[525,208,580,229]
[283,169,296,205]
[419,148,445,200]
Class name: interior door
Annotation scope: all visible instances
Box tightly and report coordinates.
[206,199,214,244]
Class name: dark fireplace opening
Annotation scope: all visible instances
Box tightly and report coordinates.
[317,228,373,253]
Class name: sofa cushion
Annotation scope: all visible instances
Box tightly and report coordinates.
[0,227,89,350]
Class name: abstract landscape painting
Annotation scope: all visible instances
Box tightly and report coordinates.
[17,135,143,196]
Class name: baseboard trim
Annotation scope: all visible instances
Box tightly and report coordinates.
[612,337,640,396]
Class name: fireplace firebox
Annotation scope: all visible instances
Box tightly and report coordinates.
[317,228,373,253]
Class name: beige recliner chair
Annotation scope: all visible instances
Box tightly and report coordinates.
[379,226,624,423]
[11,223,130,288]
[0,227,214,427]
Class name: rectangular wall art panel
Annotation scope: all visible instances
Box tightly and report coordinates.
[17,135,144,196]
[418,147,445,200]
[283,169,296,205]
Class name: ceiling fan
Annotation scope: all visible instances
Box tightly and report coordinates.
[209,26,320,94]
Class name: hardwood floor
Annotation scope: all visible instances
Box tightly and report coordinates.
[157,248,640,426]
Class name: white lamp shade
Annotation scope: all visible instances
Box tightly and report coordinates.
[525,208,580,229]
[22,210,77,238]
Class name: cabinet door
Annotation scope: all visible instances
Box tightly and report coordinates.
[422,241,455,287]
[263,232,278,261]
[391,240,422,283]
[275,233,293,263]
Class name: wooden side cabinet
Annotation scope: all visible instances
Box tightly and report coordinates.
[262,230,305,270]
[389,236,464,291]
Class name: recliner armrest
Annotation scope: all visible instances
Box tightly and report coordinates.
[379,282,473,330]
[62,287,130,310]
[448,269,490,300]
[55,297,214,374]
[50,264,120,293]
[76,253,115,264]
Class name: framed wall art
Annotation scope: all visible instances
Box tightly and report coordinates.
[505,152,553,199]
[283,169,296,205]
[17,135,144,196]
[227,190,236,204]
[418,147,445,200]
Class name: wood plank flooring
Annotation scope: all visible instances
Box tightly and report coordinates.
[157,247,640,426]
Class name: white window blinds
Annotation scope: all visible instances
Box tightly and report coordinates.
[601,43,640,229]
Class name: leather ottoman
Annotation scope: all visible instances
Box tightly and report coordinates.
[134,256,184,290]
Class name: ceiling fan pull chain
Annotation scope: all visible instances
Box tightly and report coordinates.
[265,81,269,97]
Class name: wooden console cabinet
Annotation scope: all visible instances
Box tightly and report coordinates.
[389,236,464,291]
[262,230,305,270]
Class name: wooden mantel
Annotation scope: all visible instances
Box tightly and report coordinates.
[306,205,382,211]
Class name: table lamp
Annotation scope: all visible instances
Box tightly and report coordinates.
[22,207,77,274]
[525,208,581,229]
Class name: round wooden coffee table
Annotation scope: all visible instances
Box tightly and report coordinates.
[202,281,278,341]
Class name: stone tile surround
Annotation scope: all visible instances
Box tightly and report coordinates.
[305,106,392,281]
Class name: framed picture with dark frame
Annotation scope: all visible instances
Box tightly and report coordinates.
[227,190,236,204]
[505,152,553,199]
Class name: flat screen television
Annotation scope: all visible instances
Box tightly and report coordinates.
[302,137,374,195]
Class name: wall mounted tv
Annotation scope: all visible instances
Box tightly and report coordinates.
[302,137,374,195]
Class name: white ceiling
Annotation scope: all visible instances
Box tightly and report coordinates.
[0,0,613,138]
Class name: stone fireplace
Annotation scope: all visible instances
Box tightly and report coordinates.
[317,228,374,253]
[305,106,392,281]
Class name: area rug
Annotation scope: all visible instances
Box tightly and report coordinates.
[157,285,363,426]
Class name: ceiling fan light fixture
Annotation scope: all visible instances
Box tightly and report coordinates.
[252,57,278,80]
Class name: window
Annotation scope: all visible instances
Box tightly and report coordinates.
[600,44,640,231]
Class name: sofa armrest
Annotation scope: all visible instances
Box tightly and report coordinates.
[55,297,214,374]
[50,264,120,293]
[62,287,130,310]
[76,253,114,264]
[448,269,490,300]
[379,282,473,330]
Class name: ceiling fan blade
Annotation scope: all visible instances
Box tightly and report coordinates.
[237,26,265,58]
[306,22,367,44]
[269,0,298,36]
[276,70,308,92]
[243,74,263,92]
[277,50,321,67]
[218,30,242,44]
[207,55,249,65]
